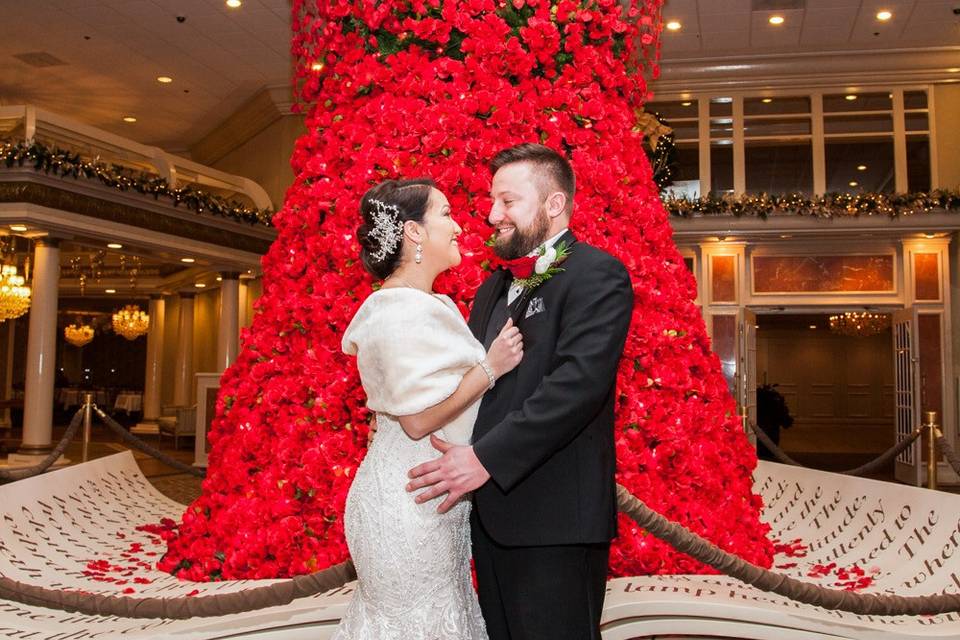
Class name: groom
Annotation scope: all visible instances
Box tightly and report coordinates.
[408,143,633,639]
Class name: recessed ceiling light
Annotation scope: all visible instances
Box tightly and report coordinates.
[107,242,123,249]
[666,20,682,31]
[216,276,223,281]
[876,10,892,21]
[924,233,936,239]
[180,257,195,263]
[849,181,859,187]
[681,101,692,106]
[809,325,817,330]
[9,224,27,232]
[762,98,773,103]
[226,0,241,7]
[157,76,173,83]
[122,116,137,122]
[195,283,207,288]
[768,15,785,25]
[845,94,858,101]
[105,289,116,294]
[857,165,867,171]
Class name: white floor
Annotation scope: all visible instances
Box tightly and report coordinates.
[1,452,959,639]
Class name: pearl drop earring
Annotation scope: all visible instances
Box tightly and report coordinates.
[415,244,423,264]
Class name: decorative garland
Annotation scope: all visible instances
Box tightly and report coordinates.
[664,190,960,220]
[0,140,273,227]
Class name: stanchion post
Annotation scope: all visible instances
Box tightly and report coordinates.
[924,410,938,490]
[82,393,93,463]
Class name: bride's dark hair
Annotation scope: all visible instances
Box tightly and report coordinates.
[357,178,435,280]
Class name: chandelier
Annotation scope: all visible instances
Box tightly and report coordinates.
[0,264,32,322]
[112,304,149,340]
[829,311,890,337]
[64,322,95,347]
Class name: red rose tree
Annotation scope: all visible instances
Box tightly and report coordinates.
[159,0,774,581]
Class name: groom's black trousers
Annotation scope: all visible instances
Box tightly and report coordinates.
[472,514,609,640]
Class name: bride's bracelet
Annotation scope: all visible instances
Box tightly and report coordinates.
[478,359,496,390]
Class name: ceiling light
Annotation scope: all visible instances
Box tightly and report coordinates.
[768,15,785,25]
[948,68,960,73]
[157,76,173,83]
[195,283,206,288]
[216,276,223,281]
[876,10,892,21]
[857,165,867,171]
[780,234,793,239]
[761,98,773,103]
[924,233,936,239]
[180,257,195,263]
[9,224,27,232]
[681,101,692,106]
[107,242,123,249]
[226,0,241,7]
[122,116,137,122]
[849,181,859,187]
[809,325,817,330]
[666,20,682,31]
[845,94,858,101]
[105,289,116,294]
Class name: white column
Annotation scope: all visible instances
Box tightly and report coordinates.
[16,238,60,457]
[0,319,15,429]
[216,272,240,372]
[132,294,165,434]
[173,292,195,407]
[238,279,250,330]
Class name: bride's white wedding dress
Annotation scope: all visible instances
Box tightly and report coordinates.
[333,288,489,640]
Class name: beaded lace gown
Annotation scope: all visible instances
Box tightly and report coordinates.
[333,288,489,640]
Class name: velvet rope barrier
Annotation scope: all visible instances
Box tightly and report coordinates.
[0,409,85,482]
[92,406,205,478]
[0,561,356,619]
[614,484,960,615]
[748,421,923,476]
[935,429,960,478]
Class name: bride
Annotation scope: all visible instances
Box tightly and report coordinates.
[333,178,523,639]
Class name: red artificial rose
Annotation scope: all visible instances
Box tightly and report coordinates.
[502,256,537,279]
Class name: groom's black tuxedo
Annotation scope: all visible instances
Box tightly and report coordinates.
[467,230,633,639]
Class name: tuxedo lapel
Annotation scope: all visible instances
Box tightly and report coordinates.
[469,268,510,341]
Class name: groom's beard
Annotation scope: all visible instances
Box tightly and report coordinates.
[493,205,551,260]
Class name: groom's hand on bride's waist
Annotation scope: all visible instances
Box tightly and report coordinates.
[406,434,490,514]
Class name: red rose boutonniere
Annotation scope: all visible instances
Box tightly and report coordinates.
[504,241,571,291]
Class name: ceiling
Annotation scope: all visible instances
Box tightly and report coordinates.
[660,0,960,57]
[0,0,957,153]
[1,0,292,151]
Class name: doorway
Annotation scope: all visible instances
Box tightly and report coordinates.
[753,311,896,476]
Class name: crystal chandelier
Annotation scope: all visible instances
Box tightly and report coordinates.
[112,304,149,340]
[64,322,95,347]
[0,264,32,322]
[829,311,890,338]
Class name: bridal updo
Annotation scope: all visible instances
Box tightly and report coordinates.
[357,178,434,280]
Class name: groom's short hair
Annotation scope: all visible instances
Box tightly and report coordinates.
[490,143,575,216]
